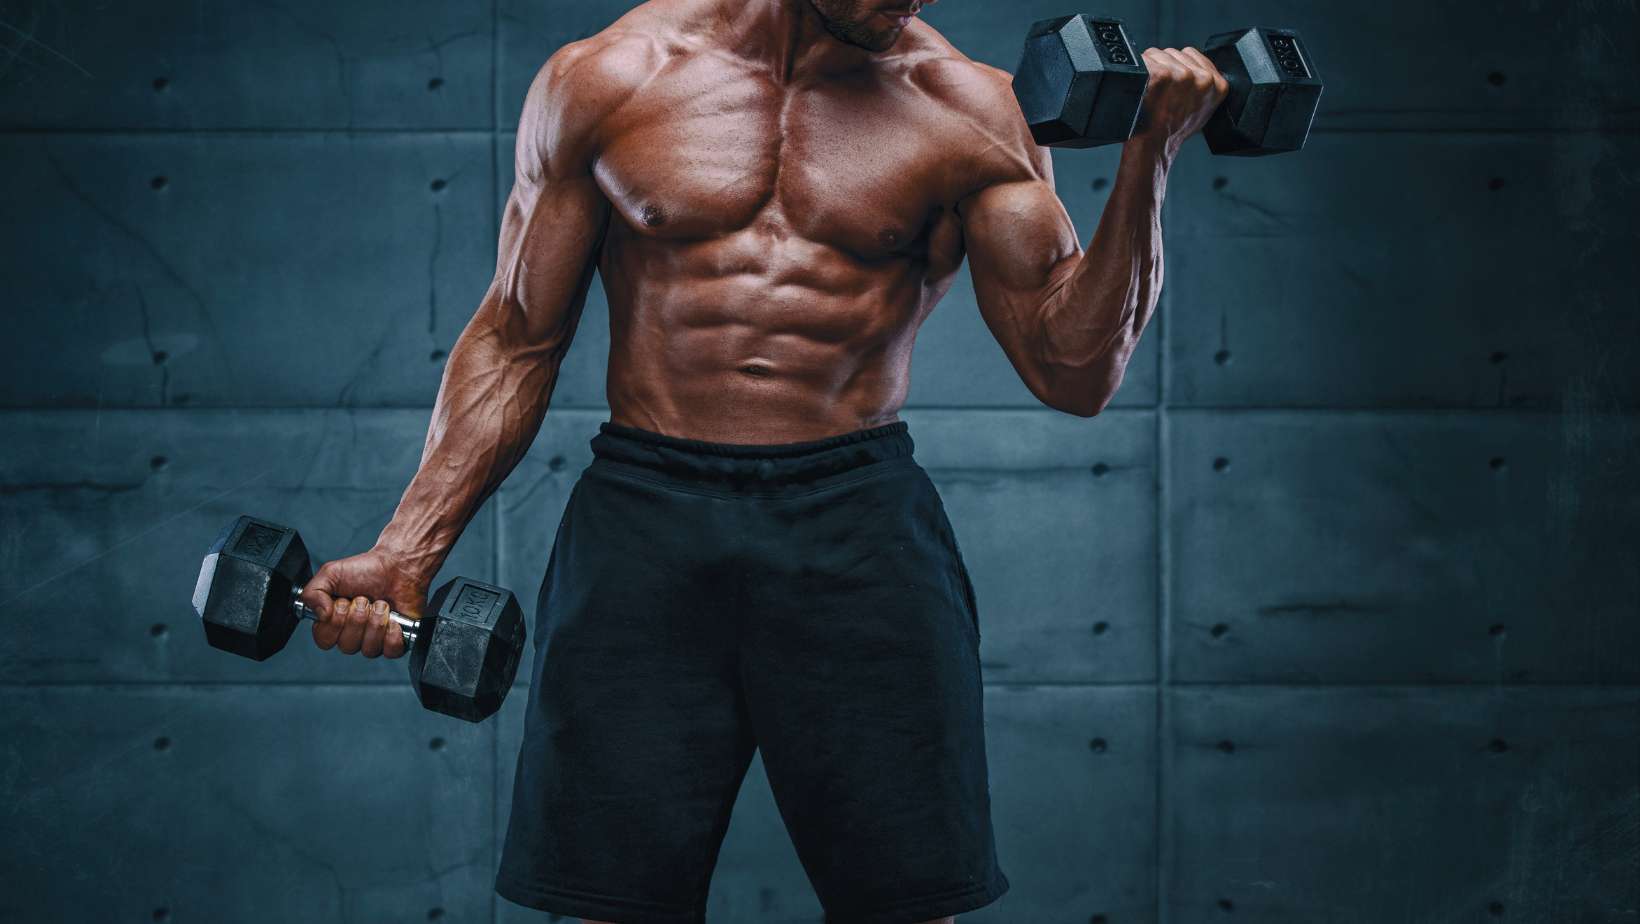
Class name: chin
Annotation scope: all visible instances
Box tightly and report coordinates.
[853,24,903,52]
[818,12,904,52]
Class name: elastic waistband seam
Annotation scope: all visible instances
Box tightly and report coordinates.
[585,456,918,499]
[596,420,910,460]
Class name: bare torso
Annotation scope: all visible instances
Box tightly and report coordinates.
[322,0,1218,614]
[584,2,1013,442]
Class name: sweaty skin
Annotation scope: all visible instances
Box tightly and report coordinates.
[300,0,1225,676]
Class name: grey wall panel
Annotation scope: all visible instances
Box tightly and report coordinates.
[912,410,1158,683]
[972,685,1157,922]
[494,683,1155,922]
[1169,411,1640,684]
[2,134,495,408]
[1173,0,1640,131]
[1166,687,1640,922]
[0,0,492,130]
[495,409,1158,686]
[1,686,495,922]
[1166,133,1640,409]
[0,411,497,684]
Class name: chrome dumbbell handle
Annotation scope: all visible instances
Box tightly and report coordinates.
[289,585,420,646]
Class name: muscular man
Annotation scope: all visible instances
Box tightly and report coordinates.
[300,1,1225,921]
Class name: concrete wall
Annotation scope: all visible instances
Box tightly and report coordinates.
[2,1,1636,921]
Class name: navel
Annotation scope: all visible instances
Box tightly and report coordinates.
[738,362,773,378]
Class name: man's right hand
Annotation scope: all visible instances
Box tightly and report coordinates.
[299,549,428,659]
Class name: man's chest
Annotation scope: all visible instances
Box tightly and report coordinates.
[591,64,968,261]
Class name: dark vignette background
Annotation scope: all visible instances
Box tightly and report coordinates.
[1,1,1637,922]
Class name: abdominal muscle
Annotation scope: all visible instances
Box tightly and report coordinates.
[598,225,947,445]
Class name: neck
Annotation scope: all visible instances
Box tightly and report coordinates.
[726,0,869,82]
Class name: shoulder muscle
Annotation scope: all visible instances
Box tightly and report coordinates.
[910,55,1051,198]
[516,29,668,184]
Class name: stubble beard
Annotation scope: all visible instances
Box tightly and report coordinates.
[805,0,900,52]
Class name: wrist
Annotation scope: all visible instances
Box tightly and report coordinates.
[375,521,452,586]
[1122,131,1179,170]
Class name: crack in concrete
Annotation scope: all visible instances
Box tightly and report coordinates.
[0,14,92,79]
[332,321,398,407]
[1217,189,1297,233]
[133,286,171,405]
[243,0,356,130]
[42,147,229,395]
[0,468,273,608]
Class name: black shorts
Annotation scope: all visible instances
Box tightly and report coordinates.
[495,420,1009,924]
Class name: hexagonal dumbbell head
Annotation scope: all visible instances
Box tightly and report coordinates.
[408,578,527,723]
[194,516,313,661]
[1013,14,1149,149]
[1201,27,1324,156]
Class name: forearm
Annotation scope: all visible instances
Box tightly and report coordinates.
[1036,138,1173,410]
[375,305,564,583]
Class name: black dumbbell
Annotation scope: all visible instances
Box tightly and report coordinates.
[1012,14,1323,155]
[193,515,526,723]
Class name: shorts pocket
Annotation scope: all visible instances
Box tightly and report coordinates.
[915,467,981,645]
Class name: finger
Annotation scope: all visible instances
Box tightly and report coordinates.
[1176,48,1220,91]
[1183,47,1230,96]
[1160,48,1197,73]
[361,600,389,659]
[300,562,338,621]
[312,613,340,650]
[383,607,408,659]
[337,594,371,655]
[1148,48,1192,83]
[321,595,352,650]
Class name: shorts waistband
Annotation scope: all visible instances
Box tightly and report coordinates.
[589,420,915,489]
